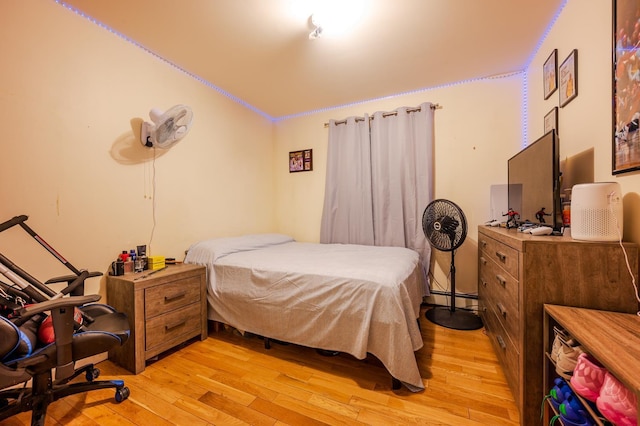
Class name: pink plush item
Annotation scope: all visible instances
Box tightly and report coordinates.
[570,352,606,402]
[596,372,638,426]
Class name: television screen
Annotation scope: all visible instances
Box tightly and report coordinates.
[507,130,561,231]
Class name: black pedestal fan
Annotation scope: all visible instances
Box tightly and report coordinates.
[422,199,483,330]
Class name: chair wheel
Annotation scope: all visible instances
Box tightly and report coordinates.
[86,367,100,381]
[115,386,130,403]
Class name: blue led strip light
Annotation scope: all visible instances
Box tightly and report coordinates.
[275,72,524,122]
[56,0,569,127]
[54,0,274,122]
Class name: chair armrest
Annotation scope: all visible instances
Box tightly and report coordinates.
[18,294,101,318]
[45,271,102,285]
[45,270,102,297]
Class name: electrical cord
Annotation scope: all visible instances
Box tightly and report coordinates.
[609,190,640,316]
[147,147,158,256]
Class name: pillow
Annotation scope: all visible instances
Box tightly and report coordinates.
[185,234,295,264]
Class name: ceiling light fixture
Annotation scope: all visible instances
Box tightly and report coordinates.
[307,0,365,40]
[309,14,323,40]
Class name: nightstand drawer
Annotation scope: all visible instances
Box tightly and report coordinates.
[145,276,201,319]
[145,303,202,351]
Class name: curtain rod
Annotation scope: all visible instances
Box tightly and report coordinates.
[323,104,442,128]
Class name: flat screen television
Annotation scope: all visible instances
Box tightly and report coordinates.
[507,130,562,232]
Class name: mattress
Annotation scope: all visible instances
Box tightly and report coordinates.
[185,234,426,391]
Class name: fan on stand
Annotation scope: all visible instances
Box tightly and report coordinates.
[423,199,483,330]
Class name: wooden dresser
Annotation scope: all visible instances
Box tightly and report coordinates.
[106,263,207,374]
[477,226,638,426]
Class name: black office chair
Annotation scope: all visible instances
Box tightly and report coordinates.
[0,215,131,424]
[0,285,131,426]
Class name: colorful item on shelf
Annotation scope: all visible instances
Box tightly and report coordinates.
[596,372,638,426]
[553,329,584,379]
[548,377,573,410]
[558,394,595,426]
[571,352,607,402]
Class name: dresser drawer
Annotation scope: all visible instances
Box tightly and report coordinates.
[145,276,202,319]
[479,257,520,349]
[481,301,519,403]
[479,234,519,279]
[145,303,202,351]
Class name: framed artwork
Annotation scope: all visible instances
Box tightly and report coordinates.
[544,107,558,134]
[613,0,640,174]
[543,49,558,100]
[289,149,313,173]
[559,49,578,107]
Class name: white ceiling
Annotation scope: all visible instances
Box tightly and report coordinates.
[61,0,563,120]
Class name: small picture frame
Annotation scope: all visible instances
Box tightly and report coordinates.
[559,49,578,107]
[289,149,313,173]
[543,49,558,100]
[544,107,558,134]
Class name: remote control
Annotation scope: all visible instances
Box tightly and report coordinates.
[529,226,553,236]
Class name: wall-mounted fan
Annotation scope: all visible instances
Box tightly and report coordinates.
[422,199,483,330]
[141,104,193,149]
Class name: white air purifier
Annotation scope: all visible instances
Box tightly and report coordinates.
[571,182,623,241]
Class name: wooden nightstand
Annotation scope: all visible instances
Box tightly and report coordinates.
[106,263,207,374]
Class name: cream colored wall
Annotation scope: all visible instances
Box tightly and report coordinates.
[274,74,524,298]
[6,0,621,306]
[0,1,275,297]
[527,0,640,244]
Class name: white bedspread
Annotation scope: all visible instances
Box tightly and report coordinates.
[185,234,426,391]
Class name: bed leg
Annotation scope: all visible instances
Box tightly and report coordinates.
[391,377,401,390]
[264,337,271,350]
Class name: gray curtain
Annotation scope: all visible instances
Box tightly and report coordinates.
[320,115,373,245]
[370,103,434,286]
[320,103,434,294]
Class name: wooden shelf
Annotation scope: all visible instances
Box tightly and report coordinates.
[543,304,640,426]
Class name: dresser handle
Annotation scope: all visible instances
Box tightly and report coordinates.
[481,280,487,288]
[165,321,186,331]
[495,251,507,263]
[480,240,487,248]
[479,256,487,266]
[496,275,507,287]
[496,335,507,350]
[497,302,507,317]
[165,291,187,302]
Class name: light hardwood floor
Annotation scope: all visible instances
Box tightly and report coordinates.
[3,307,520,425]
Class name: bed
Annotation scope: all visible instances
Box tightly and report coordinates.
[184,234,427,392]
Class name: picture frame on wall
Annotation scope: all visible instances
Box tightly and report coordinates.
[289,149,313,173]
[544,107,558,134]
[559,49,578,107]
[613,0,640,174]
[543,49,558,100]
